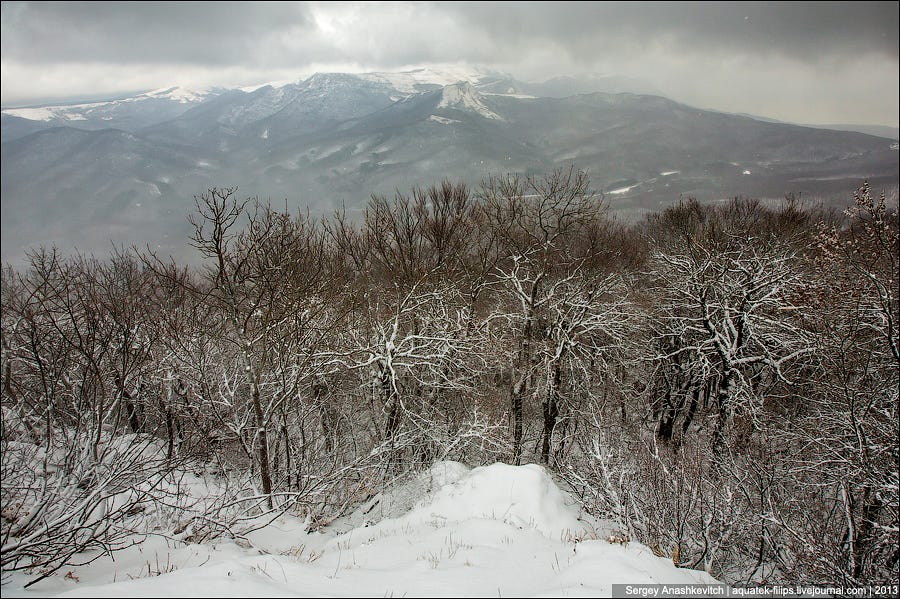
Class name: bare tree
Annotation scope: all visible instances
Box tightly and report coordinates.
[480,166,607,463]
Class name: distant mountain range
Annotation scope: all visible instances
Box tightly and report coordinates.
[2,67,897,264]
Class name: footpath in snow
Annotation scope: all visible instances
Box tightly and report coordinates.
[3,461,718,597]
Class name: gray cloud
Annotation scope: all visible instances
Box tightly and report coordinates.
[430,2,898,64]
[6,2,895,68]
[1,1,314,65]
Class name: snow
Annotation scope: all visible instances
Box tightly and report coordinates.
[3,105,96,121]
[2,107,58,121]
[138,180,161,197]
[482,92,538,99]
[608,184,639,195]
[359,65,498,94]
[3,461,718,598]
[428,115,461,125]
[239,80,295,93]
[141,87,209,103]
[437,82,503,120]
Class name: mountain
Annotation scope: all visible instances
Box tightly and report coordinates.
[1,126,217,262]
[141,74,404,150]
[804,123,899,140]
[0,114,54,143]
[357,65,502,93]
[521,74,664,98]
[2,69,897,264]
[1,87,216,143]
[731,112,899,141]
[229,85,896,217]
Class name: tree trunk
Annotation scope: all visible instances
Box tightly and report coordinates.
[656,382,677,443]
[380,365,402,471]
[512,289,537,465]
[712,368,734,457]
[679,377,703,443]
[118,377,142,433]
[854,484,882,579]
[511,378,525,465]
[159,394,175,461]
[314,379,334,453]
[281,412,291,491]
[540,359,562,464]
[250,378,274,508]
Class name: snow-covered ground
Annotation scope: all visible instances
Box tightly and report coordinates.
[2,462,718,597]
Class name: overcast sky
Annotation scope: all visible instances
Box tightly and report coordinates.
[1,1,897,126]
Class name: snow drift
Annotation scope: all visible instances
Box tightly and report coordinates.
[4,462,719,597]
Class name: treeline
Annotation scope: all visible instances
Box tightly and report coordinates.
[1,168,897,586]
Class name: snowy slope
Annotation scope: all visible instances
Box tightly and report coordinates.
[3,462,718,598]
[0,87,217,143]
[437,82,503,120]
[2,87,212,122]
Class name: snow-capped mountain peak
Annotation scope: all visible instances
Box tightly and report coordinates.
[358,65,502,94]
[304,72,364,89]
[139,86,210,103]
[437,81,503,120]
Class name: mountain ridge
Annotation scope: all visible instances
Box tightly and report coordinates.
[2,68,897,264]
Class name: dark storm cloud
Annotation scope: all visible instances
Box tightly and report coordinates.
[1,1,316,65]
[428,1,899,65]
[3,1,897,69]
